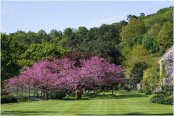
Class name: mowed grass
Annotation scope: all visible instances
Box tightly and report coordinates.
[1,91,173,115]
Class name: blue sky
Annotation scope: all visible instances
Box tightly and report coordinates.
[1,1,173,33]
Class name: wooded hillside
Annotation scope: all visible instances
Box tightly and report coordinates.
[1,6,173,87]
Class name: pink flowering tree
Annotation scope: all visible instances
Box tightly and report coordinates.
[7,58,76,99]
[7,56,124,100]
[75,56,123,98]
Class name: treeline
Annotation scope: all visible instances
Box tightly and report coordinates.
[1,6,173,86]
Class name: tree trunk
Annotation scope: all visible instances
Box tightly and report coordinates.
[46,90,48,100]
[33,88,35,97]
[28,85,30,100]
[75,89,82,100]
[41,89,44,99]
[112,85,114,95]
[43,89,48,100]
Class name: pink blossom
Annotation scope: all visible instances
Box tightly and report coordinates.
[7,56,124,91]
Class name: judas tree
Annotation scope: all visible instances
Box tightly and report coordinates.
[79,56,123,96]
[7,56,124,100]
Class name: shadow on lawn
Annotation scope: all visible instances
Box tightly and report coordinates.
[90,93,146,99]
[2,111,173,115]
[1,111,57,115]
[78,112,173,115]
[62,97,90,100]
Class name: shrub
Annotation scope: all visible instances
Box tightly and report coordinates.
[165,95,173,105]
[1,89,9,96]
[16,94,27,102]
[150,94,166,104]
[84,90,100,97]
[142,84,152,95]
[144,89,152,95]
[1,95,18,104]
[143,86,152,95]
[138,89,144,93]
[154,90,164,95]
[49,89,67,99]
[161,85,173,96]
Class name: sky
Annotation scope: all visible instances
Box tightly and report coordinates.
[1,1,173,33]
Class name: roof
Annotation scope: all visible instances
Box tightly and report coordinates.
[158,45,174,63]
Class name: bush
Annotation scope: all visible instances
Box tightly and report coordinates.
[49,89,67,99]
[1,95,18,104]
[142,85,152,95]
[165,95,173,105]
[84,90,100,97]
[138,89,144,93]
[150,94,166,104]
[16,94,27,102]
[143,88,152,95]
[144,89,152,95]
[161,85,173,96]
[1,89,9,96]
[154,90,164,95]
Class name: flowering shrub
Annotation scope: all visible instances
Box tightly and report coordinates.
[163,50,173,85]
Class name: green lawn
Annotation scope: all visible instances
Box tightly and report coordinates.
[1,91,173,115]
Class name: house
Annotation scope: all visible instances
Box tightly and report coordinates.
[158,45,173,85]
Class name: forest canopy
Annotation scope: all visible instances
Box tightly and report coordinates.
[1,6,173,87]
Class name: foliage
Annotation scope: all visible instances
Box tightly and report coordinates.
[16,94,28,102]
[49,89,67,99]
[122,45,150,77]
[150,93,173,105]
[165,95,173,105]
[125,45,148,65]
[157,22,173,54]
[143,6,172,29]
[1,95,18,104]
[62,28,77,49]
[1,89,27,103]
[161,50,173,85]
[142,65,159,94]
[78,24,122,65]
[1,89,10,96]
[62,51,91,67]
[147,23,162,37]
[7,56,124,99]
[142,36,159,53]
[19,43,68,66]
[150,84,173,105]
[1,6,173,91]
[84,90,101,97]
[130,62,147,85]
[161,85,173,96]
[149,94,166,104]
[120,18,145,42]
[120,7,172,87]
[1,34,26,82]
[164,51,173,77]
[49,29,62,43]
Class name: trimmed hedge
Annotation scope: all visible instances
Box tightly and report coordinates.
[1,95,18,104]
